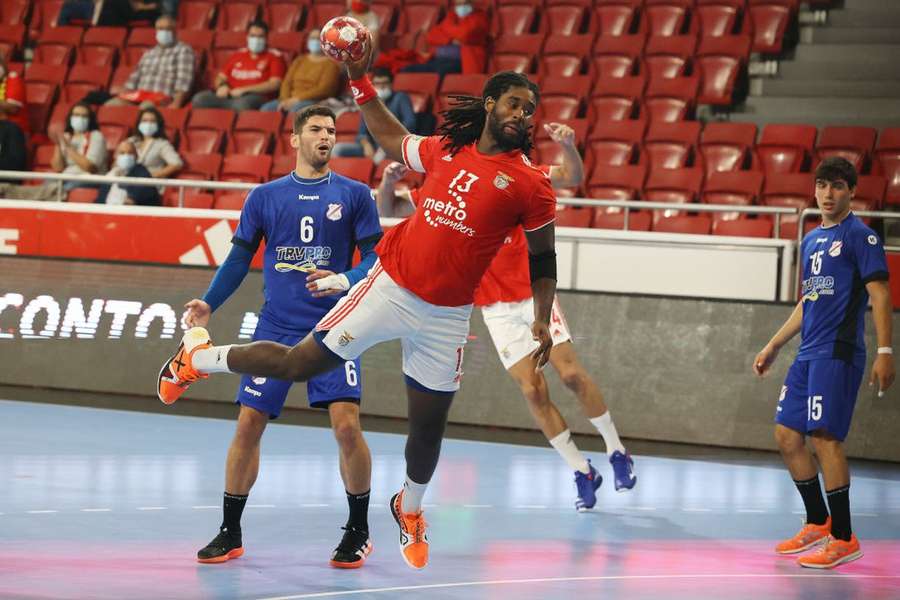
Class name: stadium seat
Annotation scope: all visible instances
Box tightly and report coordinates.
[538,54,584,78]
[24,64,69,86]
[695,35,752,105]
[268,32,305,58]
[77,46,119,68]
[493,5,537,36]
[592,211,652,231]
[777,216,818,240]
[271,153,296,178]
[489,34,544,73]
[712,218,773,238]
[184,109,235,154]
[539,76,590,120]
[643,2,691,37]
[587,118,647,167]
[216,2,260,31]
[33,44,75,67]
[25,83,58,134]
[329,157,375,185]
[644,75,699,123]
[221,154,273,185]
[653,214,713,235]
[371,5,397,33]
[47,101,75,141]
[178,1,217,30]
[397,5,442,34]
[814,126,878,173]
[761,172,814,209]
[643,35,697,82]
[67,188,100,204]
[82,27,128,51]
[29,2,64,36]
[98,104,139,131]
[393,72,440,114]
[37,25,83,46]
[62,64,113,104]
[696,2,744,37]
[586,163,647,200]
[701,170,764,206]
[265,3,305,33]
[180,152,222,180]
[438,74,489,112]
[490,53,534,74]
[874,128,900,206]
[644,120,701,170]
[594,3,639,37]
[335,111,361,143]
[555,207,594,228]
[591,75,646,121]
[643,166,704,204]
[164,191,215,209]
[541,6,587,36]
[749,0,796,54]
[308,2,346,28]
[590,34,644,79]
[699,122,758,176]
[227,131,271,155]
[756,124,817,175]
[213,193,248,210]
[33,145,57,171]
[854,175,887,210]
[0,2,27,27]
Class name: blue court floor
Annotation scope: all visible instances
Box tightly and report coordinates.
[1,399,899,600]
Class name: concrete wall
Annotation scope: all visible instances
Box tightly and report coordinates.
[1,256,897,461]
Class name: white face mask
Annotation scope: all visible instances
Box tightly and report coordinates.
[376,87,392,101]
[139,121,159,137]
[156,29,175,46]
[116,154,137,171]
[247,36,266,54]
[70,116,89,133]
[307,39,321,55]
[455,4,473,18]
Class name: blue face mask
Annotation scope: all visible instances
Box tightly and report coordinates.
[307,39,321,55]
[247,36,266,54]
[454,4,473,18]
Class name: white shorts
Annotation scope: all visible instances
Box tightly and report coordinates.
[315,260,471,393]
[481,295,572,370]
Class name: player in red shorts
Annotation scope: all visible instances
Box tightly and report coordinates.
[379,124,635,513]
[156,41,558,569]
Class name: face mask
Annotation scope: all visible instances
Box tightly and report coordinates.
[351,1,369,12]
[455,4,473,18]
[116,154,137,171]
[307,39,321,55]
[156,29,174,46]
[376,87,392,101]
[70,116,89,133]
[247,36,266,54]
[139,121,158,137]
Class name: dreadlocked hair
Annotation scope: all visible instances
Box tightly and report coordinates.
[437,71,540,157]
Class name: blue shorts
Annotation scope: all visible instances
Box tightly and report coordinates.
[235,328,362,419]
[775,358,863,441]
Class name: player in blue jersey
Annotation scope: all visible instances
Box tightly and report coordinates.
[176,105,383,568]
[753,157,894,569]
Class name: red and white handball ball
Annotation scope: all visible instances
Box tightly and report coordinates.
[319,16,370,63]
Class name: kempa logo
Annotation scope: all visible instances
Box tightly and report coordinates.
[421,196,476,237]
[298,194,320,201]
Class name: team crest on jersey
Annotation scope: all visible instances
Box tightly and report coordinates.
[252,377,267,385]
[327,203,343,221]
[338,331,355,347]
[828,241,842,257]
[494,171,514,190]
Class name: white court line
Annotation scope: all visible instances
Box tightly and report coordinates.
[247,504,276,508]
[27,510,58,514]
[81,508,111,512]
[682,508,712,513]
[137,507,167,511]
[301,503,330,508]
[256,573,900,600]
[192,506,219,509]
[736,509,765,513]
[791,510,806,515]
[463,504,493,508]
[628,506,657,511]
[856,513,878,517]
[514,505,547,509]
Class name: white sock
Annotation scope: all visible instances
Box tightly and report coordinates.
[590,412,626,455]
[401,476,428,514]
[191,345,234,374]
[549,430,590,474]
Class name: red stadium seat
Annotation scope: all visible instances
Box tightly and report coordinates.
[37,25,83,46]
[330,157,375,185]
[555,207,594,228]
[183,131,225,154]
[644,120,701,170]
[165,192,215,209]
[397,5,442,34]
[157,106,189,144]
[643,2,691,37]
[653,215,713,234]
[644,166,704,204]
[33,145,57,171]
[179,29,215,58]
[587,118,647,167]
[24,64,69,86]
[308,2,346,28]
[234,110,283,137]
[127,27,157,49]
[185,108,235,153]
[77,46,119,68]
[761,173,814,209]
[393,72,439,114]
[538,55,584,78]
[591,34,644,79]
[438,74,488,112]
[47,102,75,141]
[221,154,273,183]
[33,44,75,67]
[814,126,877,173]
[216,2,260,32]
[0,2,27,27]
[854,175,886,210]
[699,122,758,176]
[30,2,64,35]
[594,4,639,37]
[749,0,796,54]
[268,32,305,57]
[98,104,139,131]
[701,170,764,206]
[493,5,537,36]
[874,128,900,206]
[178,1,217,30]
[696,3,744,37]
[227,131,271,155]
[371,5,397,34]
[335,111,361,143]
[644,75,699,123]
[67,188,100,204]
[214,193,248,210]
[539,76,590,120]
[541,6,586,36]
[591,75,646,121]
[695,35,752,105]
[62,64,113,103]
[180,152,223,180]
[756,124,817,175]
[490,53,534,74]
[713,218,773,238]
[643,35,697,82]
[586,164,647,200]
[592,211,652,231]
[82,27,128,50]
[25,83,58,133]
[271,153,296,178]
[266,3,305,33]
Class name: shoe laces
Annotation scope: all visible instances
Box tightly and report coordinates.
[336,526,368,553]
[411,514,427,543]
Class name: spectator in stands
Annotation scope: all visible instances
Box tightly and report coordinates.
[52,102,108,190]
[401,0,488,76]
[58,0,161,27]
[0,121,26,176]
[260,29,341,114]
[346,0,380,53]
[333,67,414,161]
[127,106,183,178]
[97,139,161,205]
[0,56,28,137]
[106,14,195,108]
[191,20,286,112]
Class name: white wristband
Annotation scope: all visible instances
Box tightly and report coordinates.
[877,347,893,355]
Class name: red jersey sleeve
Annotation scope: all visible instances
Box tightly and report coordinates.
[400,135,443,174]
[521,170,557,231]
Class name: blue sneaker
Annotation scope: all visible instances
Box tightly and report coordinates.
[574,460,602,512]
[610,450,636,491]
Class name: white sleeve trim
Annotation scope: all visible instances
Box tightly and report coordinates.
[402,135,426,174]
[523,218,556,233]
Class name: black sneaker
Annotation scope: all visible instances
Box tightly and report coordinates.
[197,527,244,564]
[329,526,373,569]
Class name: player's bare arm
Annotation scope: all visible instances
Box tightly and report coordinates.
[753,301,803,376]
[545,123,584,189]
[525,222,557,370]
[865,279,895,395]
[345,34,409,163]
[376,162,414,218]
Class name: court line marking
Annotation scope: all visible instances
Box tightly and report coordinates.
[628,506,657,511]
[857,513,878,517]
[682,508,712,512]
[301,503,330,508]
[736,509,766,513]
[137,507,167,511]
[192,506,219,509]
[26,510,58,514]
[81,508,111,512]
[246,504,276,508]
[514,505,547,509]
[257,574,900,600]
[463,504,493,508]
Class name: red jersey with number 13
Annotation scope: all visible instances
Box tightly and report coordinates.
[376,134,556,307]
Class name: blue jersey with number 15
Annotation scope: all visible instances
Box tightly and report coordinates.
[233,171,382,335]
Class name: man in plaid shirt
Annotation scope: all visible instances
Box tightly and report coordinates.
[107,14,195,108]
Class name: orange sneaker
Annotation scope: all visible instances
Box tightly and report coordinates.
[390,490,428,570]
[798,535,863,569]
[775,518,831,554]
[157,327,211,405]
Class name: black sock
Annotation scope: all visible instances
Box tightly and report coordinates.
[346,490,370,532]
[794,476,829,525]
[222,492,248,536]
[826,485,852,541]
